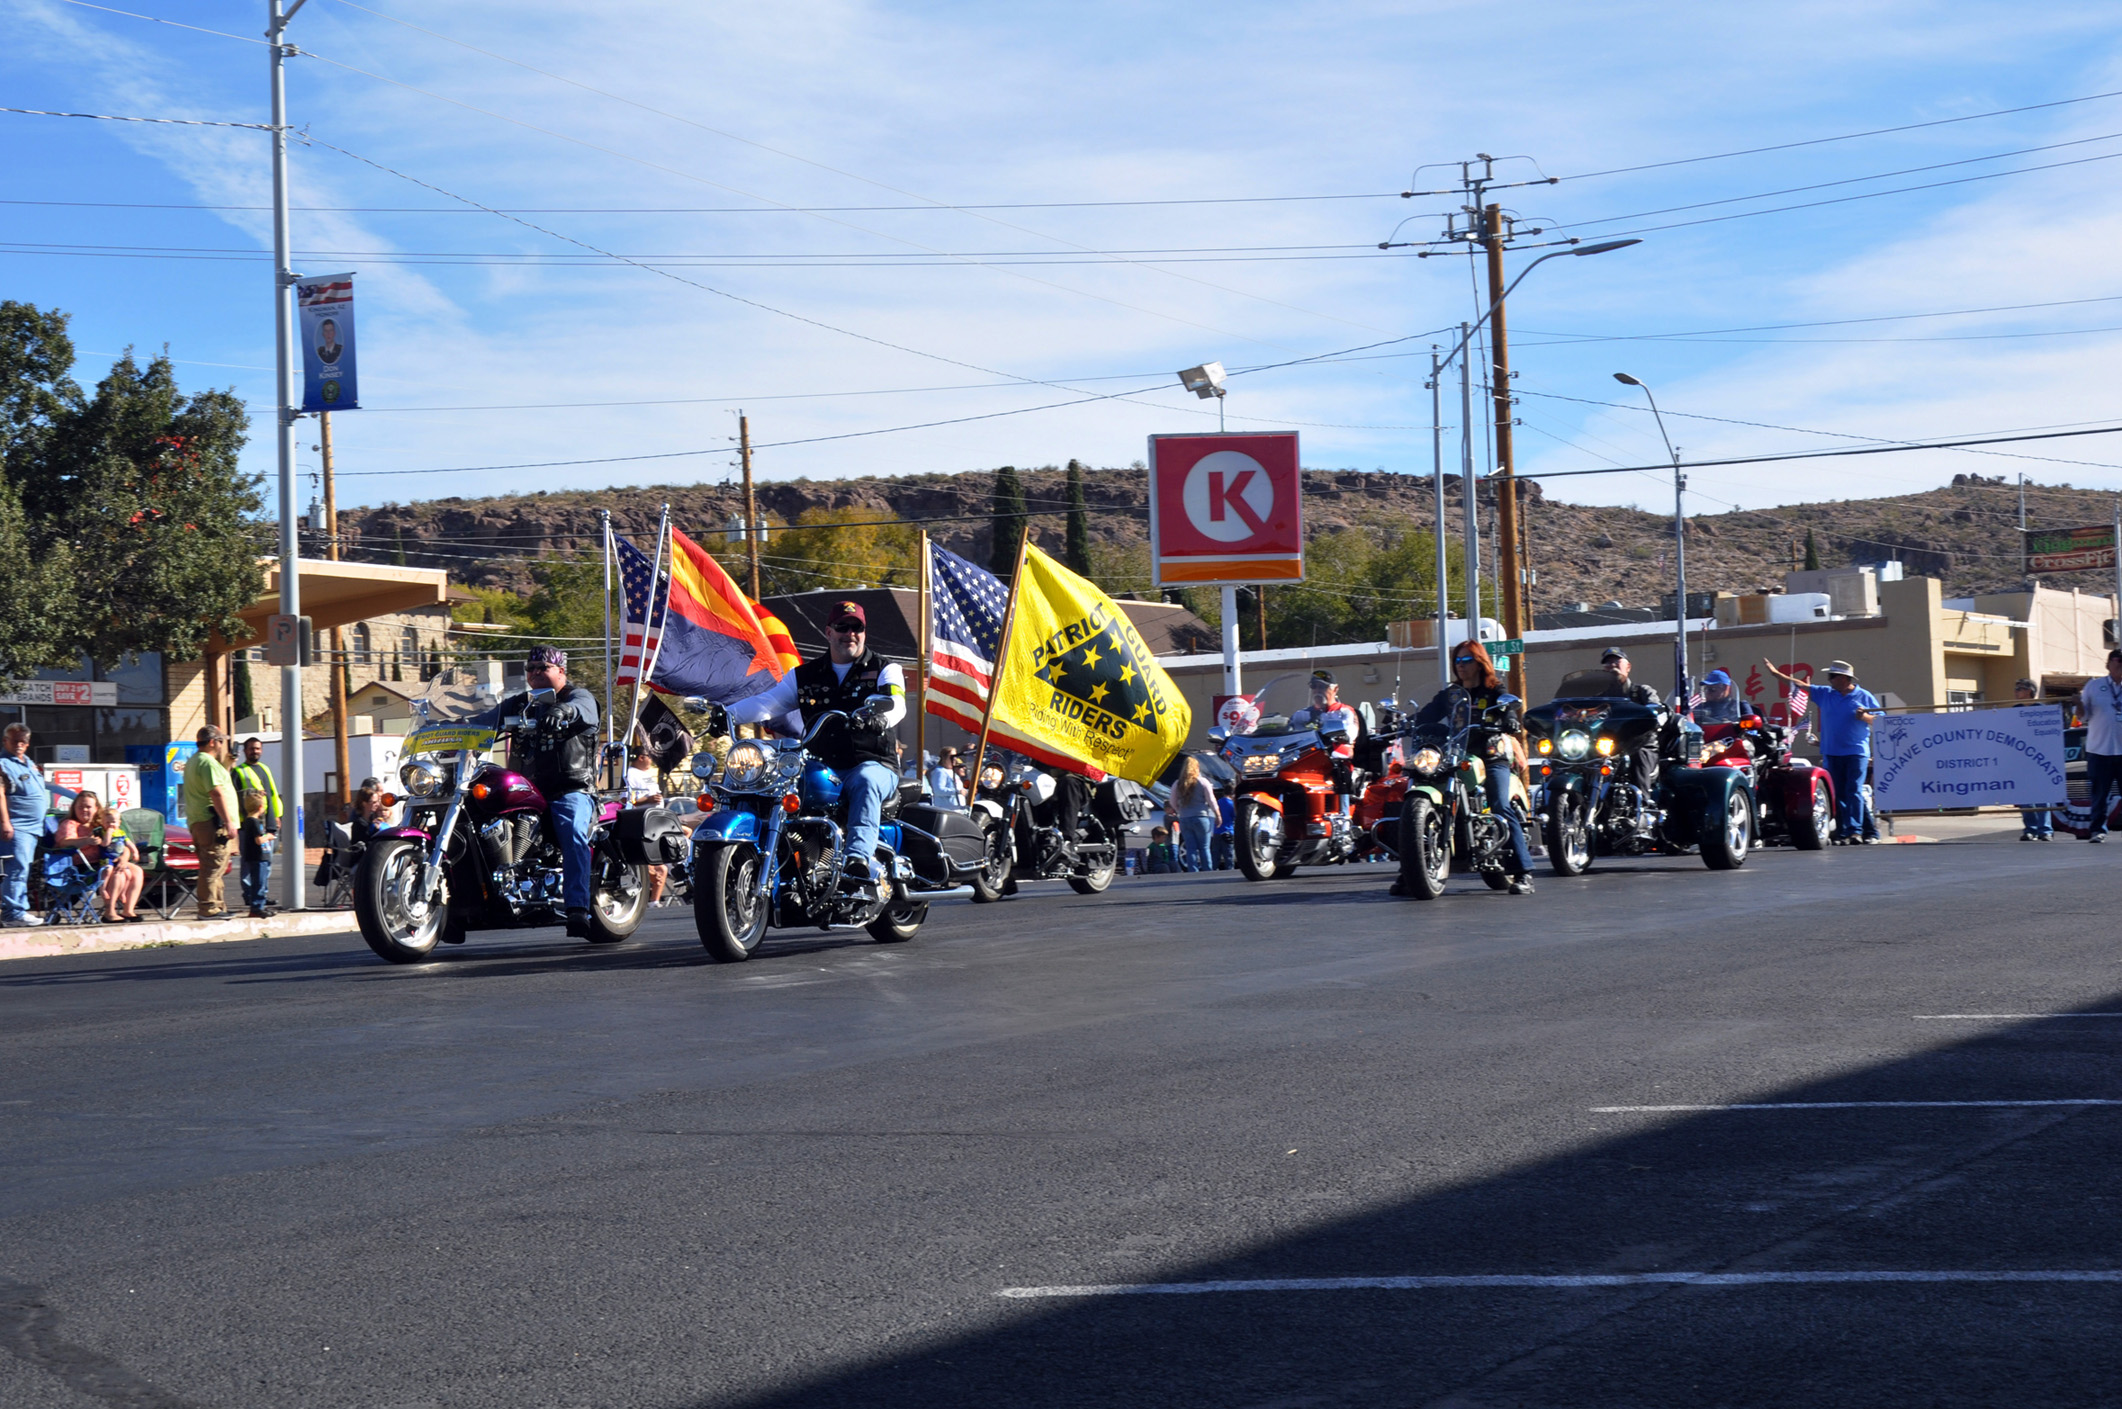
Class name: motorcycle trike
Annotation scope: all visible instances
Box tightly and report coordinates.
[1701,714,1834,850]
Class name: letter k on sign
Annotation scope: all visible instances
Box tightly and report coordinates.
[1208,468,1268,534]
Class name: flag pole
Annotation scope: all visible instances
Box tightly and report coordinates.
[601,510,614,783]
[916,529,931,777]
[969,526,1033,800]
[626,505,672,758]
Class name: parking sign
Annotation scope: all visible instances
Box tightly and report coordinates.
[1148,433,1303,586]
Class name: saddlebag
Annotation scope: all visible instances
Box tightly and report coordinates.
[612,805,689,864]
[896,803,988,882]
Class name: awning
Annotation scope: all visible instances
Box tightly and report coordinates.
[215,557,451,648]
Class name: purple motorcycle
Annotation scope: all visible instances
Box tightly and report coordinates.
[352,704,675,964]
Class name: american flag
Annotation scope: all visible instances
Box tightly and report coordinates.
[926,543,1008,733]
[1786,679,1811,718]
[613,532,667,689]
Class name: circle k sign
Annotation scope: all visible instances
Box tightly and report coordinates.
[1148,432,1304,586]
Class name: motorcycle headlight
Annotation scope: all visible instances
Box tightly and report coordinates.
[1243,752,1281,775]
[1408,747,1444,775]
[721,741,771,790]
[1558,730,1591,761]
[399,759,448,798]
[1594,736,1616,757]
[981,764,1005,790]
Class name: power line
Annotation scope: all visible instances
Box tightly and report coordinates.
[0,105,270,128]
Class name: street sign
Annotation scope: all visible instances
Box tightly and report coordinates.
[1148,432,1303,587]
[2024,523,2116,575]
[1492,638,1524,657]
[261,613,311,667]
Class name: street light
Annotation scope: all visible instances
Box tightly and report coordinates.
[1177,362,1228,432]
[1613,372,1689,706]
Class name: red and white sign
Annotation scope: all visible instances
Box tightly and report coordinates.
[1212,693,1260,735]
[1148,432,1303,586]
[0,680,118,707]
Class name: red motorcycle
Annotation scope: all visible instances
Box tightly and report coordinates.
[1700,713,1834,851]
[1215,674,1363,880]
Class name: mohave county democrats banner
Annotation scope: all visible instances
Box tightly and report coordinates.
[1872,705,2066,812]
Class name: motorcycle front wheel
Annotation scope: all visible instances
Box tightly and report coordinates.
[969,815,1014,903]
[696,842,770,962]
[584,857,648,944]
[1545,791,1593,876]
[1235,799,1283,881]
[1702,791,1754,870]
[354,837,446,964]
[1398,796,1450,900]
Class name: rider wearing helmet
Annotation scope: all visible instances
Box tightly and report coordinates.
[1694,668,1744,724]
[1287,669,1359,809]
[1394,640,1535,896]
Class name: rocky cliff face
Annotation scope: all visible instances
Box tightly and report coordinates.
[337,464,2082,609]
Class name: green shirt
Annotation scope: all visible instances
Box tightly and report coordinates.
[183,752,236,834]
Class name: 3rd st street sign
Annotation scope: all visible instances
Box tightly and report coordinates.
[1147,432,1304,587]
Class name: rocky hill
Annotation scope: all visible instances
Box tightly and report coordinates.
[338,464,2095,610]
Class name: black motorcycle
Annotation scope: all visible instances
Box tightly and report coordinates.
[969,752,1144,901]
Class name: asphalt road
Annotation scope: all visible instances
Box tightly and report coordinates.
[6,834,2122,1407]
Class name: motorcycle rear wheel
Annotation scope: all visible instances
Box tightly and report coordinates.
[969,815,1013,903]
[866,886,927,942]
[1235,799,1283,881]
[696,842,769,962]
[1792,776,1831,851]
[583,858,648,944]
[354,837,447,964]
[1398,796,1450,900]
[1545,792,1593,876]
[1067,846,1117,895]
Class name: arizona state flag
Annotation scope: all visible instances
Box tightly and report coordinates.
[987,544,1190,786]
[651,527,789,704]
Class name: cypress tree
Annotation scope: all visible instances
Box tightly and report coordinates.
[233,656,255,721]
[990,465,1027,579]
[1064,459,1092,576]
[1803,528,1821,571]
[393,527,408,566]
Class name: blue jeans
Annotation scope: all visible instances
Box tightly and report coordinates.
[2086,753,2122,837]
[240,832,275,909]
[1824,754,1875,838]
[2,824,34,922]
[842,761,900,864]
[1485,766,1535,877]
[2020,807,2053,837]
[1178,815,1214,872]
[548,790,596,912]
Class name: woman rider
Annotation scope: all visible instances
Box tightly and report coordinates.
[1391,639,1537,897]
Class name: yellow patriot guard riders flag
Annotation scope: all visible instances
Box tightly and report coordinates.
[987,544,1192,786]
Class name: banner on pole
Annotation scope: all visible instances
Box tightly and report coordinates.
[297,272,359,411]
[1871,704,2066,812]
[2023,524,2115,575]
[1148,432,1303,586]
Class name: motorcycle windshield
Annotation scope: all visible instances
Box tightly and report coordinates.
[1239,673,1324,736]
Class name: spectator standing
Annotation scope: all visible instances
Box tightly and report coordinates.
[231,736,283,918]
[2014,678,2055,840]
[928,748,966,809]
[1212,787,1236,870]
[624,738,669,907]
[1763,657,1881,844]
[2079,650,2122,842]
[1166,754,1217,873]
[1144,825,1179,873]
[183,726,240,919]
[0,724,50,927]
[56,791,144,922]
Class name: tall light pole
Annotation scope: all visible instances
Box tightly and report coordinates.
[1427,346,1450,687]
[1177,362,1240,696]
[269,0,308,910]
[1613,373,1688,705]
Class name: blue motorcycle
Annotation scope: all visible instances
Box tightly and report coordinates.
[688,710,990,962]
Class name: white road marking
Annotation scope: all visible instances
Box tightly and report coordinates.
[1915,1014,2122,1020]
[1591,1100,2122,1113]
[998,1270,2122,1298]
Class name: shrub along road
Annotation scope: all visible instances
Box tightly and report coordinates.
[3,838,2119,1407]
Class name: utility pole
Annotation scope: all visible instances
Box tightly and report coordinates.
[739,411,761,600]
[1459,323,1480,640]
[321,411,349,814]
[269,0,307,912]
[1430,347,1450,687]
[1481,202,1527,695]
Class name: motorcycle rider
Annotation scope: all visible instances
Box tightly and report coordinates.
[1694,668,1744,724]
[728,600,906,884]
[468,645,602,938]
[1393,640,1535,896]
[1600,645,1666,805]
[1287,669,1359,809]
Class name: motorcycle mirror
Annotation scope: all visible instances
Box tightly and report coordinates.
[1207,726,1228,743]
[1320,727,1351,747]
[526,687,557,705]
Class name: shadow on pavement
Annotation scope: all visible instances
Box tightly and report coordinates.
[724,1000,2122,1408]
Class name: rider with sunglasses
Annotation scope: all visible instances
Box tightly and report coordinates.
[1393,640,1536,896]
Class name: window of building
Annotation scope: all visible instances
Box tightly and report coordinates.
[351,623,372,666]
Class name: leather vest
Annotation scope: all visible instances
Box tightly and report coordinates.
[502,684,599,797]
[793,651,897,771]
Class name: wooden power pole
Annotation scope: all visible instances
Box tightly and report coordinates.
[321,410,351,812]
[739,412,761,600]
[1482,203,1527,696]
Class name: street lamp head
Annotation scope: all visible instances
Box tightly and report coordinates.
[1613,372,1644,387]
[1573,238,1642,257]
[1177,362,1227,400]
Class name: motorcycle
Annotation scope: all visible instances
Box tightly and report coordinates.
[1377,693,1531,898]
[353,701,655,964]
[1700,713,1834,850]
[1214,673,1366,880]
[1522,668,1756,874]
[1351,695,1418,860]
[969,753,1141,901]
[689,710,989,962]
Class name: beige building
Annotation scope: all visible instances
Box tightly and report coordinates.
[1154,573,2118,748]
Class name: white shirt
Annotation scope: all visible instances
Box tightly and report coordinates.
[625,764,662,805]
[2082,675,2122,755]
[729,658,906,735]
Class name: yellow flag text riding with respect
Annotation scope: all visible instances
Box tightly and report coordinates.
[984,544,1192,786]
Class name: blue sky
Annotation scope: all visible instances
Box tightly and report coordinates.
[8,0,2122,519]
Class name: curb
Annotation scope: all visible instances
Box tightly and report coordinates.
[0,909,359,963]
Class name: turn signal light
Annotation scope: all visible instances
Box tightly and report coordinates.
[782,793,800,813]
[379,792,399,807]
[470,782,491,800]
[1598,765,1612,776]
[1594,737,1616,757]
[1536,738,1553,755]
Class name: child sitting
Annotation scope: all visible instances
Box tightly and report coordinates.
[1145,825,1180,874]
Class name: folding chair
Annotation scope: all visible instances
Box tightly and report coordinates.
[314,821,360,908]
[126,808,198,921]
[36,818,112,926]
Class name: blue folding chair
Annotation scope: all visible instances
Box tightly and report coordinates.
[38,816,111,926]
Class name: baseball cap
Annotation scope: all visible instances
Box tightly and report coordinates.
[1703,668,1732,688]
[828,600,866,630]
[1600,646,1629,663]
[1309,669,1335,686]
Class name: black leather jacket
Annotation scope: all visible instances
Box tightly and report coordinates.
[475,684,601,797]
[1413,684,1522,744]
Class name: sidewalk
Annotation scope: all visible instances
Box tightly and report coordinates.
[0,907,359,963]
[1880,810,2051,844]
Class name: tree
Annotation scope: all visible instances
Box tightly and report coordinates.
[990,465,1027,578]
[745,506,918,598]
[1064,459,1092,576]
[0,474,70,689]
[0,302,79,476]
[1803,528,1821,571]
[233,656,255,721]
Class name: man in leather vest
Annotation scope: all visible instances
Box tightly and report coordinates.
[471,645,602,937]
[729,600,906,883]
